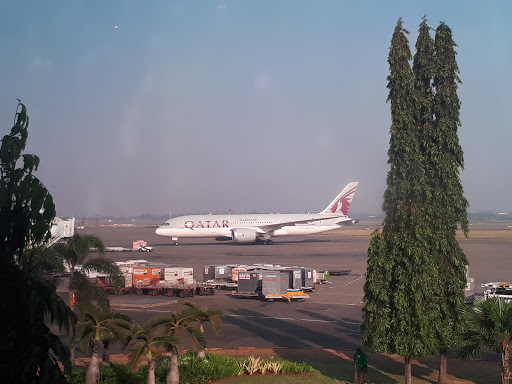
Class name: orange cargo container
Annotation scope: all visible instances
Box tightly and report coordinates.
[132,267,161,287]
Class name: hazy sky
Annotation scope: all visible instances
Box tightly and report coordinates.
[1,1,510,217]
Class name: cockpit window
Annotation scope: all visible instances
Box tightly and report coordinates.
[161,222,170,226]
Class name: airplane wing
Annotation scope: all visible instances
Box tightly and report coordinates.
[335,217,359,225]
[253,215,351,234]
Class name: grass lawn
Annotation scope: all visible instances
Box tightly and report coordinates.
[211,348,501,384]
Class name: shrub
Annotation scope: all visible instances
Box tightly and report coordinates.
[242,356,262,375]
[266,361,283,374]
[67,353,313,383]
[66,363,148,384]
[281,360,314,374]
[178,352,240,384]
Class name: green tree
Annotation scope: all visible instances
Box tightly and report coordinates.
[362,18,439,384]
[429,21,469,384]
[413,16,454,383]
[75,303,132,384]
[182,302,222,359]
[125,321,178,384]
[0,101,75,383]
[460,298,512,384]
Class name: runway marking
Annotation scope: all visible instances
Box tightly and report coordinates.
[299,318,336,323]
[223,314,362,325]
[339,275,365,287]
[260,316,295,321]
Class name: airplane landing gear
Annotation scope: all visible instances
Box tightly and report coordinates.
[174,241,179,246]
[256,239,273,245]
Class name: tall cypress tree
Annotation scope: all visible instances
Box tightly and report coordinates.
[362,18,439,384]
[430,22,469,384]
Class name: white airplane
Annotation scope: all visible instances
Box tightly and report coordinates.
[155,182,359,245]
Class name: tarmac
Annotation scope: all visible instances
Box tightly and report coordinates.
[67,221,512,352]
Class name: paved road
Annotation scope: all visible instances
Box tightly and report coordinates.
[69,225,511,351]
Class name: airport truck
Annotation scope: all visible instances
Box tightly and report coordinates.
[232,269,309,303]
[133,279,198,297]
[204,263,325,292]
[95,265,215,297]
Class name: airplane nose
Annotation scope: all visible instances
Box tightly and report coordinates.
[155,227,163,236]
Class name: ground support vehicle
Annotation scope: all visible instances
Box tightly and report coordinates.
[232,290,260,299]
[203,264,243,289]
[261,291,309,303]
[132,280,198,298]
[105,247,131,252]
[482,282,512,302]
[232,270,309,303]
[202,263,331,291]
[196,282,216,296]
[314,270,330,284]
[328,270,351,276]
[232,289,309,303]
[204,279,238,289]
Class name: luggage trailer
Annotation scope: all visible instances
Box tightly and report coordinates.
[96,265,216,298]
[232,270,309,303]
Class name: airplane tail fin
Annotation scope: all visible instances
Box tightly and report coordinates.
[320,182,359,215]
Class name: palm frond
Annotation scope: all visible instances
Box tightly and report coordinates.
[83,257,123,287]
[460,298,512,357]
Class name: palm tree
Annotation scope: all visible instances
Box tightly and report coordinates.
[53,233,123,365]
[4,254,76,383]
[182,302,222,359]
[460,297,512,384]
[153,304,206,384]
[53,233,123,311]
[125,321,179,384]
[75,303,132,384]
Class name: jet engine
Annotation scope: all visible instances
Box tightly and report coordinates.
[231,228,258,243]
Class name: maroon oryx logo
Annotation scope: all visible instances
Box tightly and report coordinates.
[330,186,356,215]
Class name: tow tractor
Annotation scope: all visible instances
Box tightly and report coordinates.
[138,245,153,252]
[482,282,512,302]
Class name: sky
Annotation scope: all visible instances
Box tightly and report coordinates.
[0,1,510,217]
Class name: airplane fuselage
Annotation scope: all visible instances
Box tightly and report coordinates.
[155,182,359,245]
[156,213,353,240]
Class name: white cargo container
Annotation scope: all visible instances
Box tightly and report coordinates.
[164,267,194,284]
